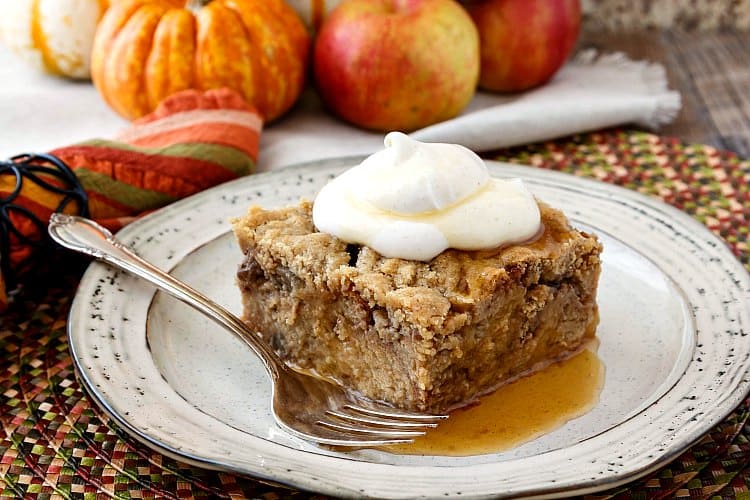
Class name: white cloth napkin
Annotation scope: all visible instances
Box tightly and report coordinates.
[259,50,681,171]
[0,43,679,171]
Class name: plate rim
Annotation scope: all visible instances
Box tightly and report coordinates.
[67,156,750,498]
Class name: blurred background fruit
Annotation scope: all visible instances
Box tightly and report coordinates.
[91,0,309,121]
[313,0,479,132]
[284,0,337,31]
[0,0,109,79]
[466,0,581,92]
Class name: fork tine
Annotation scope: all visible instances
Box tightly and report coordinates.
[278,421,415,447]
[327,409,439,429]
[343,403,448,423]
[325,436,413,447]
[316,418,427,439]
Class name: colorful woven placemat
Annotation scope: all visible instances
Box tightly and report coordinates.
[1,129,748,499]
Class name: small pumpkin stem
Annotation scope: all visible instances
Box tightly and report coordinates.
[186,0,211,12]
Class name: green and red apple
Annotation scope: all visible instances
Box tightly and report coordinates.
[466,0,581,92]
[313,0,480,132]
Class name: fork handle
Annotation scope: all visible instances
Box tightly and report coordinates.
[48,213,282,381]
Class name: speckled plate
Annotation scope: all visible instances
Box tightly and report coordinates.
[67,158,750,499]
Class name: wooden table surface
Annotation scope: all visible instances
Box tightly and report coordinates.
[581,28,750,157]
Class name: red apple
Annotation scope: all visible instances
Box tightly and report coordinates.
[313,0,479,132]
[466,0,581,92]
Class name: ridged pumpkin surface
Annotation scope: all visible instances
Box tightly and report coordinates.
[0,0,108,79]
[92,0,309,121]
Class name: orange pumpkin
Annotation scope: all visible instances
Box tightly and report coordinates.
[91,0,310,121]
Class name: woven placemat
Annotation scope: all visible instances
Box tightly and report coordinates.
[1,129,748,499]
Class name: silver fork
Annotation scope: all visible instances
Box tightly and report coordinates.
[48,214,446,447]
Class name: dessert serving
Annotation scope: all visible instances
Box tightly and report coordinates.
[231,133,602,413]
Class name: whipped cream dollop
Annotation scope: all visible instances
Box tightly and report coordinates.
[312,132,541,261]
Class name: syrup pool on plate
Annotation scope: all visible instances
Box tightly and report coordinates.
[387,344,605,456]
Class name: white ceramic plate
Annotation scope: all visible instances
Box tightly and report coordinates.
[68,158,750,499]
